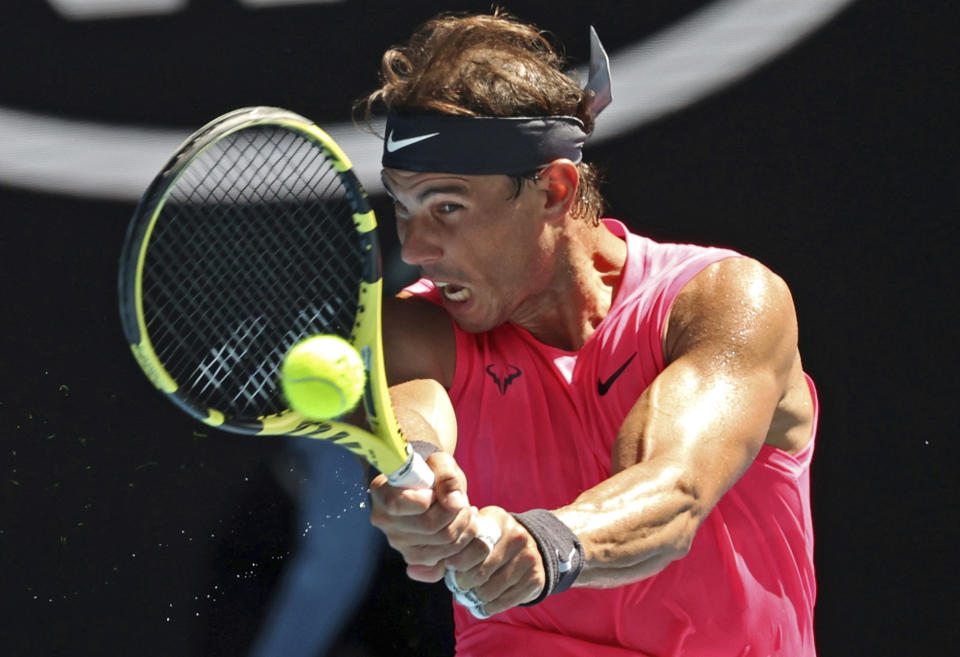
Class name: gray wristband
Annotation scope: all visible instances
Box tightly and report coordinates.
[511,508,584,605]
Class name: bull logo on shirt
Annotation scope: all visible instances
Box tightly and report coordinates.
[485,364,522,395]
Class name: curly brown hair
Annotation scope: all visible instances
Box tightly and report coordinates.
[357,10,605,223]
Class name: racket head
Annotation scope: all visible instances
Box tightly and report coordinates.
[118,107,409,474]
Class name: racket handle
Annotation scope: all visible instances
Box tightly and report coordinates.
[386,448,435,489]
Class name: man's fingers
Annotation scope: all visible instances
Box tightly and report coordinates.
[368,473,435,516]
[444,507,547,618]
[368,449,481,575]
[473,512,503,552]
[469,543,542,602]
[444,511,502,571]
[369,450,469,515]
[406,562,447,583]
[428,451,470,511]
[469,578,545,618]
[444,535,496,573]
[449,549,544,618]
[388,506,475,554]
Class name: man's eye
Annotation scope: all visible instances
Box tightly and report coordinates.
[437,203,462,213]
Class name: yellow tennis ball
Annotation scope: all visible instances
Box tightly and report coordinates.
[281,335,366,420]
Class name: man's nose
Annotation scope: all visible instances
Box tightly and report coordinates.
[398,214,443,266]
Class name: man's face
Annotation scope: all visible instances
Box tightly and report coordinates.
[381,168,553,333]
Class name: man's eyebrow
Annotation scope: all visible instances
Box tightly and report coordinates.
[416,184,469,202]
[380,172,469,204]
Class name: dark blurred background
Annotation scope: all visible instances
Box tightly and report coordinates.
[1,1,957,655]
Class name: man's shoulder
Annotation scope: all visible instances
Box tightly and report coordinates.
[383,292,456,387]
[664,256,797,361]
[675,256,789,302]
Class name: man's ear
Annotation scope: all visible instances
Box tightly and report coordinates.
[537,159,579,220]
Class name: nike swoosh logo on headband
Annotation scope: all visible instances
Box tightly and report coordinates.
[386,130,440,152]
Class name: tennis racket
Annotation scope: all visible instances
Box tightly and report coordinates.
[117,106,432,488]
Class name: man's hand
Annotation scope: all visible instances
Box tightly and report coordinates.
[444,506,547,617]
[369,451,475,582]
[369,441,550,618]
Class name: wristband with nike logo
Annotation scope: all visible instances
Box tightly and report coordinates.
[511,508,584,605]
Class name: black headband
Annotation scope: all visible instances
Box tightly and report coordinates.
[380,26,613,175]
[382,114,588,175]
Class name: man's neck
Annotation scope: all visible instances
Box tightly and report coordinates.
[512,222,627,351]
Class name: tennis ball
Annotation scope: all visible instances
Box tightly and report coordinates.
[281,335,366,420]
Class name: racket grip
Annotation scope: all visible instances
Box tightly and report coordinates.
[386,448,435,489]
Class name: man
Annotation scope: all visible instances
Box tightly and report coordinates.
[362,11,817,656]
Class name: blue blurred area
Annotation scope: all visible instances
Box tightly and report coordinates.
[248,439,381,657]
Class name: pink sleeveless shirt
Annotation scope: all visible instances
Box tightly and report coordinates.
[405,220,818,656]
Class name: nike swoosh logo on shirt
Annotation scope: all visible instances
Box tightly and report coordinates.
[385,130,440,152]
[597,352,637,396]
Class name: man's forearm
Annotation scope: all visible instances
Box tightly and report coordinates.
[552,459,703,588]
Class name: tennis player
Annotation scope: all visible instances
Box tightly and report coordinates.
[364,11,818,656]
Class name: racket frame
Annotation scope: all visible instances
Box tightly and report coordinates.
[118,107,426,482]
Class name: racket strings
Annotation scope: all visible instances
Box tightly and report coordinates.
[141,124,367,419]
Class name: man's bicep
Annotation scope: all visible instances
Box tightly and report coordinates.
[611,351,776,484]
[382,295,457,388]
